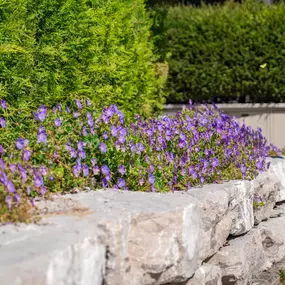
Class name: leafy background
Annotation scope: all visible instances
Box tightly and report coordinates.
[151,1,285,103]
[0,0,166,117]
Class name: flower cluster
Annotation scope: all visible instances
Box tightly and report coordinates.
[0,99,280,222]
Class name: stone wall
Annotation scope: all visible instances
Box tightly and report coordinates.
[1,157,285,285]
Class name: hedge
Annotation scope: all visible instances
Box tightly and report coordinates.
[159,1,285,103]
[0,0,165,117]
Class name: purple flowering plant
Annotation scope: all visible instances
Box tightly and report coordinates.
[0,99,280,223]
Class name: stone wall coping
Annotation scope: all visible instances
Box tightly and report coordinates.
[1,157,285,285]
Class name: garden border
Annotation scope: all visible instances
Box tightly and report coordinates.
[1,157,285,285]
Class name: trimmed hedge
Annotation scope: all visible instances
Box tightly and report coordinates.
[160,1,285,103]
[0,0,165,117]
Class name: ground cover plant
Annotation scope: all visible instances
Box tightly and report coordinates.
[0,99,280,223]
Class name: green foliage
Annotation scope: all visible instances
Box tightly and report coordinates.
[159,1,285,103]
[0,98,276,222]
[253,200,265,210]
[0,0,165,117]
[280,269,285,284]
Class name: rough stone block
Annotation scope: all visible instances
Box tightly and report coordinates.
[0,216,106,285]
[208,204,285,285]
[0,157,285,285]
[252,171,280,225]
[266,157,285,202]
[187,264,222,285]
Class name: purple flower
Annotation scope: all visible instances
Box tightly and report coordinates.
[93,165,100,175]
[0,145,4,153]
[83,164,89,177]
[101,114,109,124]
[99,142,107,153]
[256,160,263,170]
[118,165,126,175]
[69,148,77,158]
[85,99,92,106]
[77,141,85,151]
[204,149,210,156]
[180,132,186,140]
[66,105,71,113]
[178,139,186,149]
[38,105,47,121]
[79,151,86,159]
[117,178,126,188]
[75,99,82,109]
[0,171,8,185]
[105,107,115,118]
[19,167,27,183]
[38,126,47,144]
[102,177,108,188]
[54,151,58,159]
[87,117,94,127]
[139,178,144,186]
[7,181,15,193]
[0,99,7,109]
[14,194,21,205]
[76,158,81,168]
[87,112,94,127]
[23,149,31,161]
[34,174,44,187]
[120,128,128,136]
[212,158,219,168]
[73,165,81,177]
[117,110,124,123]
[5,195,12,210]
[103,132,109,140]
[118,135,126,144]
[54,118,62,127]
[40,166,48,176]
[148,174,155,185]
[40,186,47,196]
[200,117,208,126]
[16,138,26,150]
[91,158,97,166]
[137,143,145,152]
[82,126,87,136]
[129,142,135,153]
[0,117,6,128]
[9,164,16,173]
[101,165,110,176]
[240,165,247,176]
[189,166,198,179]
[111,126,118,137]
[73,112,80,118]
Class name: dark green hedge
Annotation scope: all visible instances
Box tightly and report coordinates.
[160,1,285,103]
[0,0,165,117]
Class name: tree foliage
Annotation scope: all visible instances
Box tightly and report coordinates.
[159,1,285,103]
[0,0,165,117]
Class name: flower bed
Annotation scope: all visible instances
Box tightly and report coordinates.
[0,99,280,222]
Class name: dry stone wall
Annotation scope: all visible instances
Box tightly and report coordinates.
[1,157,285,285]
